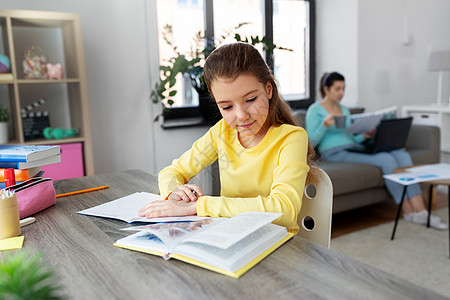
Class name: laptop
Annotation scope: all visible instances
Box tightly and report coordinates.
[347,117,413,154]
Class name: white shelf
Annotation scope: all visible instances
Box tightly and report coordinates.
[402,104,450,155]
[0,9,94,175]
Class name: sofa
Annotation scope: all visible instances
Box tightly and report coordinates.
[293,111,441,214]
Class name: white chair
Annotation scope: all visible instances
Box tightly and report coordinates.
[297,167,333,248]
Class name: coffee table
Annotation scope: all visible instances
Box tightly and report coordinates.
[390,165,450,258]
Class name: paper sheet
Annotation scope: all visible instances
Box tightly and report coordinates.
[344,114,383,134]
[77,192,209,223]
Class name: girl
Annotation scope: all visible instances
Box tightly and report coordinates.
[139,42,315,234]
[305,71,447,230]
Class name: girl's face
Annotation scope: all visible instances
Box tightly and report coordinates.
[211,73,273,148]
[324,80,345,103]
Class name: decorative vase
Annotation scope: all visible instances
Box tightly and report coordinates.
[0,122,8,143]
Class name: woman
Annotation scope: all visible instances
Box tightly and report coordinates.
[139,42,315,234]
[305,71,447,230]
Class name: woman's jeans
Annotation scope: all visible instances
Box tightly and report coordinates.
[321,147,421,204]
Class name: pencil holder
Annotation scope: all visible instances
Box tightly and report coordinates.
[0,191,21,240]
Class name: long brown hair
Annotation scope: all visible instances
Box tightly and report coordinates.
[204,42,316,173]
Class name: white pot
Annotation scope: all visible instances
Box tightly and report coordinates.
[0,122,8,144]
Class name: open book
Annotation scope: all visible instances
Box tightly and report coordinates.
[114,211,293,278]
[77,192,208,223]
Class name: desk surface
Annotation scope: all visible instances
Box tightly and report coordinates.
[15,170,448,299]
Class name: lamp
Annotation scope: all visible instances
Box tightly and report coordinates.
[428,50,450,106]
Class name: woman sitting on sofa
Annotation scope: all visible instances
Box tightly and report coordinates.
[305,71,447,230]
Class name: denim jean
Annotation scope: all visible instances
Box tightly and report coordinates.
[321,147,421,204]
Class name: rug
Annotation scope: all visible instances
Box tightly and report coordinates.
[331,208,450,297]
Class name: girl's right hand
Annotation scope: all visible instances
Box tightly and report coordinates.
[168,184,204,202]
[323,114,335,127]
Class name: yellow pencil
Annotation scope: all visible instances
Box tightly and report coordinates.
[56,185,109,198]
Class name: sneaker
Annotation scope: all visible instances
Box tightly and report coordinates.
[412,210,448,230]
[403,212,416,222]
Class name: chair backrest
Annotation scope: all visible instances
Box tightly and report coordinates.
[297,167,333,248]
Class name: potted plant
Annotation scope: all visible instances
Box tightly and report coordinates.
[151,23,291,122]
[0,103,9,143]
[0,251,64,299]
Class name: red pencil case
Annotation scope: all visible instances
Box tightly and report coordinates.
[3,177,56,219]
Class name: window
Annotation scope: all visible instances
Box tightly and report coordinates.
[156,0,315,126]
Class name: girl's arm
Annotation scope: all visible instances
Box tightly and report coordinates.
[158,124,219,200]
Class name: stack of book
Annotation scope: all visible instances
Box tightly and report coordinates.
[0,145,61,187]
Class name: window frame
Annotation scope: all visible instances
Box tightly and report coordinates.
[161,0,316,128]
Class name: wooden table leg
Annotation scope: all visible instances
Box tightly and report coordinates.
[391,185,408,240]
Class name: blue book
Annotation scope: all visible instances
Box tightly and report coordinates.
[0,154,61,169]
[0,145,60,162]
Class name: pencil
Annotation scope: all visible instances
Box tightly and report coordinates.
[56,185,109,198]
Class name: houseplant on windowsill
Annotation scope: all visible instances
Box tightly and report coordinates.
[0,103,9,143]
[151,23,291,122]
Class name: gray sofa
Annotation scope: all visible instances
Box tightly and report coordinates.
[293,111,441,214]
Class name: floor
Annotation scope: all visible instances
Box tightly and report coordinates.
[331,191,449,239]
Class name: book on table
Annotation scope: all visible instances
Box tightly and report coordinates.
[114,211,293,278]
[0,154,61,169]
[0,166,41,182]
[0,145,60,162]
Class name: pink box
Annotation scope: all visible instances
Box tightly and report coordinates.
[41,143,85,180]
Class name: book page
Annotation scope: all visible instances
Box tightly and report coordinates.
[116,230,170,255]
[77,192,209,223]
[174,223,288,272]
[121,219,223,251]
[180,211,282,249]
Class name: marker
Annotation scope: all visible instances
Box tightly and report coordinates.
[20,217,35,227]
[56,185,109,198]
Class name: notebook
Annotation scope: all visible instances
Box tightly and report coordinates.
[347,117,413,154]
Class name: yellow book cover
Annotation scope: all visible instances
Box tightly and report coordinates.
[114,211,292,278]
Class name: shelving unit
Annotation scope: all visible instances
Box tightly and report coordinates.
[0,9,93,176]
[401,104,450,163]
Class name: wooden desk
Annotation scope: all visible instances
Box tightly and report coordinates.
[14,170,448,299]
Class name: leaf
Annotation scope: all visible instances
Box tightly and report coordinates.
[168,90,177,97]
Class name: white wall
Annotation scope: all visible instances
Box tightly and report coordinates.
[357,0,450,112]
[316,0,359,107]
[2,0,450,179]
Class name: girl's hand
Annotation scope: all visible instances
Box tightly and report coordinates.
[363,128,376,139]
[138,199,197,218]
[168,184,204,202]
[323,114,335,127]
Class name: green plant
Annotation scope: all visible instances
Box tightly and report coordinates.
[0,104,9,123]
[151,23,291,121]
[0,251,64,300]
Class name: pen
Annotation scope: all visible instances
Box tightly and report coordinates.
[56,185,109,198]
